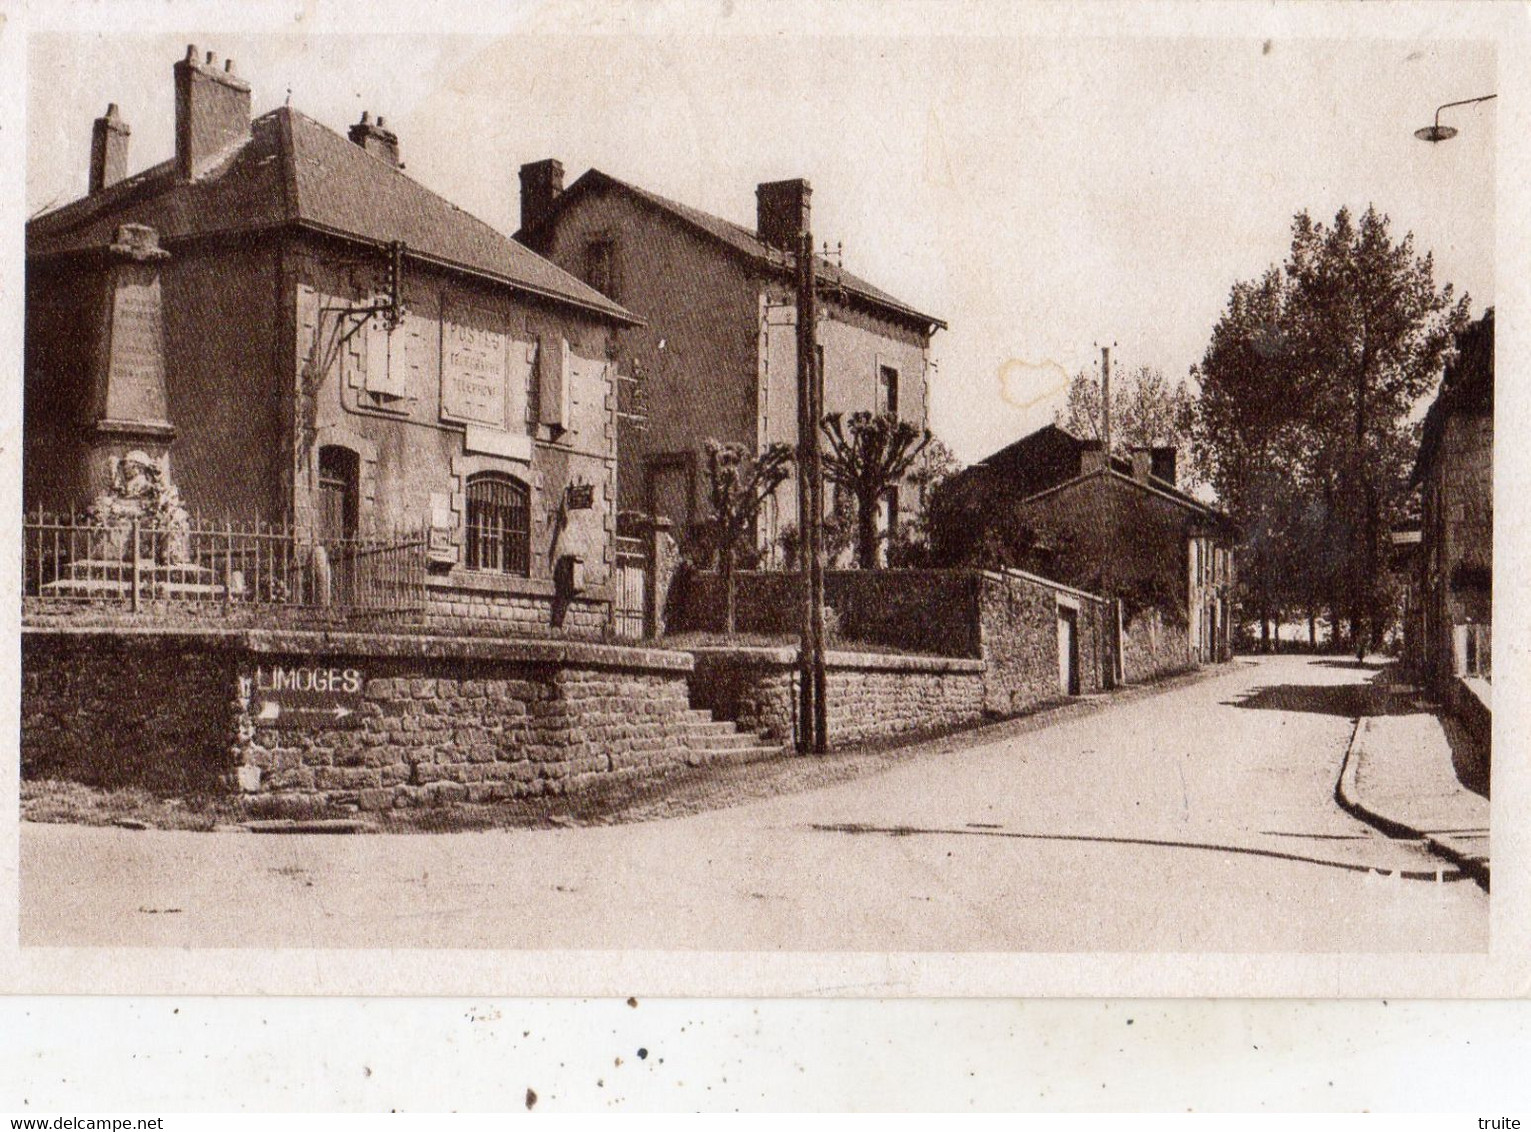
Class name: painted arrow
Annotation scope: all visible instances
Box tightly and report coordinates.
[255,702,355,722]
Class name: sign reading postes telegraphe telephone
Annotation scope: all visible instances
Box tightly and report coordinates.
[243,663,366,730]
[441,306,510,429]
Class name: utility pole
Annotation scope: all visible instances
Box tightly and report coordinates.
[1100,344,1112,458]
[796,229,827,753]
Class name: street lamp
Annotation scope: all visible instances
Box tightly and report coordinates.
[1414,94,1497,142]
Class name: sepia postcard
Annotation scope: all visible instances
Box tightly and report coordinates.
[2,0,1526,1002]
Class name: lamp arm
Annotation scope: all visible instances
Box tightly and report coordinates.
[1434,93,1498,128]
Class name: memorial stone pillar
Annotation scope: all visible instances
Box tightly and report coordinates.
[84,223,175,503]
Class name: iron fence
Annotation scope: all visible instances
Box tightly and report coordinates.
[612,534,648,639]
[23,509,428,615]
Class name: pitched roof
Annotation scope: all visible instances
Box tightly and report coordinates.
[944,423,1228,524]
[1412,308,1494,486]
[519,169,946,332]
[27,108,639,325]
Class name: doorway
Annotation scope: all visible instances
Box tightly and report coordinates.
[1057,604,1080,696]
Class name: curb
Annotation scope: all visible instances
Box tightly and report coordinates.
[1335,717,1490,892]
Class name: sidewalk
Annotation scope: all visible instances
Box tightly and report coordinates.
[1336,678,1490,889]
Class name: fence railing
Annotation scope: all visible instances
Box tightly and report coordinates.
[23,509,428,616]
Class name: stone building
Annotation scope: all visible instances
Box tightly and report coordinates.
[932,424,1237,667]
[25,46,642,635]
[1411,309,1493,696]
[514,164,945,562]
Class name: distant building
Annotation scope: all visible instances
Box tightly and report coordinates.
[933,424,1236,666]
[26,46,641,635]
[1410,308,1493,693]
[515,164,945,562]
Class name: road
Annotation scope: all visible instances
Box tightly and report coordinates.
[21,655,1487,951]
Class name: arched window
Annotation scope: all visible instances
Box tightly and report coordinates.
[317,445,359,542]
[465,473,530,576]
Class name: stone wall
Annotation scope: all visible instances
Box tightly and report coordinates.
[24,591,612,641]
[22,629,240,792]
[1121,606,1192,684]
[687,646,985,747]
[421,577,609,639]
[673,566,1133,719]
[667,568,982,657]
[22,627,726,810]
[976,569,1113,716]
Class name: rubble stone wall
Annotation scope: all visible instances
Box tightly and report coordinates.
[687,646,985,746]
[1121,606,1193,684]
[21,627,703,810]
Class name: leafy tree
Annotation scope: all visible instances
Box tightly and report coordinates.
[1056,362,1196,461]
[1192,206,1469,653]
[703,440,795,633]
[1283,205,1468,654]
[886,434,963,568]
[820,411,931,570]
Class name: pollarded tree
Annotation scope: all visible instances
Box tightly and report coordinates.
[704,440,795,634]
[820,411,931,570]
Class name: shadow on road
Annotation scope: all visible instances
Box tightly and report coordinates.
[1221,683,1380,717]
[811,822,1472,883]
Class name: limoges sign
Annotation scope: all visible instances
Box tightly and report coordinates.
[245,663,366,729]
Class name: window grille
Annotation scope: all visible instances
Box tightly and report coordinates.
[465,474,530,575]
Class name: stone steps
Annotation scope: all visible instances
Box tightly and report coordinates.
[676,706,783,765]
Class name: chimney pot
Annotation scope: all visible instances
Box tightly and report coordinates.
[519,158,565,241]
[348,111,401,167]
[174,44,253,181]
[225,58,235,73]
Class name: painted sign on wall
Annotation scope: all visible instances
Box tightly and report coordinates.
[243,663,366,729]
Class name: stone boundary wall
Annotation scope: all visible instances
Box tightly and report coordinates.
[22,627,719,811]
[975,569,1113,716]
[1121,606,1193,684]
[671,566,1143,719]
[688,646,985,747]
[23,592,611,640]
[667,569,982,657]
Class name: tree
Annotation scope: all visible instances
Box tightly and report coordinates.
[703,440,794,633]
[820,411,931,570]
[886,434,962,568]
[1192,206,1469,653]
[1283,205,1468,655]
[1057,362,1196,461]
[1192,266,1306,650]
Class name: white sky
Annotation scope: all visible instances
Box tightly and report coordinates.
[26,11,1498,465]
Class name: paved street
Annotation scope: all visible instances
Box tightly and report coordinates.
[21,655,1486,951]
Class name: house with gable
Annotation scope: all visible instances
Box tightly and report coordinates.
[932,424,1237,675]
[514,163,946,563]
[26,46,643,637]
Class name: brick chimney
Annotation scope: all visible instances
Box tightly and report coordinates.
[519,159,564,237]
[1130,447,1153,483]
[348,111,401,167]
[173,45,252,181]
[89,103,131,194]
[756,178,811,251]
[1150,446,1178,487]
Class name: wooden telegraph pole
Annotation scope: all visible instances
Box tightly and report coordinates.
[796,230,828,753]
